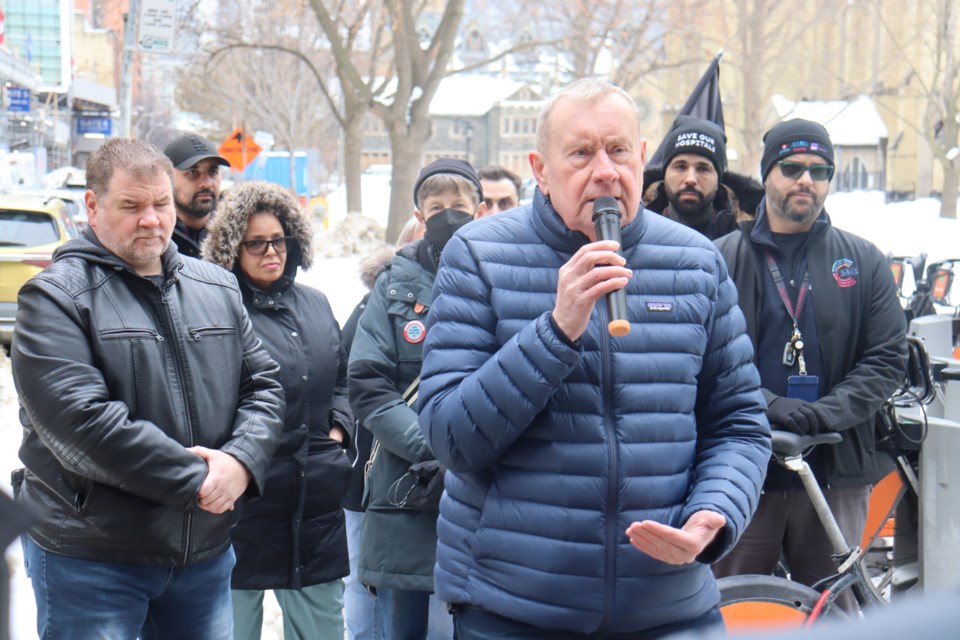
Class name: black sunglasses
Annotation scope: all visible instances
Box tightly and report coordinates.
[239,237,292,256]
[778,160,835,182]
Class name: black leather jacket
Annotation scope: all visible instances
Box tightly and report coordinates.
[12,231,284,566]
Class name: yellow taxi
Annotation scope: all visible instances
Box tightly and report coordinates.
[0,194,78,346]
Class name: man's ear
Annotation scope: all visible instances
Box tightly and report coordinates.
[84,189,98,229]
[474,202,487,218]
[529,151,548,196]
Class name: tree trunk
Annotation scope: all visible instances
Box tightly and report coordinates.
[940,160,959,219]
[343,113,364,214]
[384,126,425,243]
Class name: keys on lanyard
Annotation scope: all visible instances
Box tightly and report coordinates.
[782,326,808,375]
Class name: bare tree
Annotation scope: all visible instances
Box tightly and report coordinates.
[309,0,466,242]
[178,43,333,196]
[870,0,959,218]
[177,0,381,209]
[528,0,698,93]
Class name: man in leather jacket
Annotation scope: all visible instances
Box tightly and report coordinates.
[10,138,285,640]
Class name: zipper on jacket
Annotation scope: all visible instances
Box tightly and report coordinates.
[156,283,197,566]
[598,304,620,630]
[189,326,237,341]
[99,328,164,342]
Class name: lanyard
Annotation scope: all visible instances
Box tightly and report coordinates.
[764,249,812,374]
[764,249,811,322]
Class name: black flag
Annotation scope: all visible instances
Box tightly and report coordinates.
[649,50,725,168]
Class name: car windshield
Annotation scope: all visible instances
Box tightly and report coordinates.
[0,210,61,247]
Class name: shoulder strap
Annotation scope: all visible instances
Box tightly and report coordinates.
[364,375,421,483]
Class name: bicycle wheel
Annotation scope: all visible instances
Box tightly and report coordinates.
[718,574,848,632]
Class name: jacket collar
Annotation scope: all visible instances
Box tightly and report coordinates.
[531,188,646,254]
[241,274,293,310]
[54,227,183,283]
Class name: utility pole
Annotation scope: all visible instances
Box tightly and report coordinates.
[119,0,141,138]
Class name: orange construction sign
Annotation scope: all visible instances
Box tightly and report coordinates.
[218,128,262,171]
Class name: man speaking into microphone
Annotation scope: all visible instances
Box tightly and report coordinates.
[418,79,771,638]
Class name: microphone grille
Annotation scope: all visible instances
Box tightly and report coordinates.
[593,196,620,217]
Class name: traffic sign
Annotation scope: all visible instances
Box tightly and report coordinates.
[139,0,176,53]
[218,128,262,171]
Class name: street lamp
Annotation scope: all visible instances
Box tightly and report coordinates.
[457,119,474,164]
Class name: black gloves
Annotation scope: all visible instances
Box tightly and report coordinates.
[767,397,822,436]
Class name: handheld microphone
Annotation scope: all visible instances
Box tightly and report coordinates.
[592,196,630,337]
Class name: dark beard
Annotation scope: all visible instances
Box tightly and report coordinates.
[666,188,712,224]
[176,196,216,220]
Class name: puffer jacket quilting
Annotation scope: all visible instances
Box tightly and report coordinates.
[418,190,771,634]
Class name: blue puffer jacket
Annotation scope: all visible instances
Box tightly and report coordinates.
[418,190,771,634]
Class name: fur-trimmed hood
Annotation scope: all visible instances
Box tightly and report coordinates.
[202,181,313,276]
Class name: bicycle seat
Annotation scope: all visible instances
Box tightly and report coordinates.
[771,430,842,457]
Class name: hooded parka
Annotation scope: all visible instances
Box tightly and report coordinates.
[203,181,354,589]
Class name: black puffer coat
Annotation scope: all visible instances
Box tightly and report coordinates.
[203,182,354,589]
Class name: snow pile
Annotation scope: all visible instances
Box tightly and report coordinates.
[312,212,386,259]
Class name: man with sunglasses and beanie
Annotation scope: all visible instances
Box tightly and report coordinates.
[713,119,907,607]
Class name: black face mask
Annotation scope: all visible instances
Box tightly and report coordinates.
[424,209,473,253]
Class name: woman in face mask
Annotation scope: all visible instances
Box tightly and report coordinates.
[202,181,354,640]
[346,158,484,640]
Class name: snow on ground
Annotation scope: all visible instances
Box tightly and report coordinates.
[1,191,959,638]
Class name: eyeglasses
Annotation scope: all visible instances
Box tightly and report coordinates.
[239,237,292,256]
[778,161,835,182]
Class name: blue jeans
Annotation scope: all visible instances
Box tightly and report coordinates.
[344,509,381,640]
[377,587,453,640]
[23,536,235,640]
[453,605,724,640]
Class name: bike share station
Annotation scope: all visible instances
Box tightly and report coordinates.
[902,311,960,591]
[718,257,960,630]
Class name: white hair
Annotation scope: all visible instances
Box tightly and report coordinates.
[535,78,641,153]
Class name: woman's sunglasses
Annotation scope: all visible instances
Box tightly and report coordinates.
[778,160,835,182]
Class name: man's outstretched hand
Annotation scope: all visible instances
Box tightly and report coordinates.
[626,510,726,565]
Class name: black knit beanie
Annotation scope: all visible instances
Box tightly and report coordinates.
[661,115,727,179]
[413,158,483,207]
[760,119,835,181]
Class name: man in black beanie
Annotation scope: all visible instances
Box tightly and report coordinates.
[713,119,907,610]
[647,115,738,239]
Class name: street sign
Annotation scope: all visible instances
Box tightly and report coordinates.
[139,0,176,53]
[77,116,113,136]
[7,86,30,112]
[218,128,262,171]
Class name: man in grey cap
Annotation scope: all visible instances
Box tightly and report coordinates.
[163,133,231,258]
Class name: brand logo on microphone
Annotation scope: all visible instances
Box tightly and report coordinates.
[646,301,674,312]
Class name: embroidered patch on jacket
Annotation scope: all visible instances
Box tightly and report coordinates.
[646,301,674,312]
[403,320,426,343]
[832,258,859,288]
